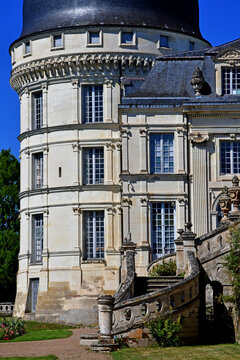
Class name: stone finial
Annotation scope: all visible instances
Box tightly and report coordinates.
[219,186,231,224]
[191,67,205,96]
[229,176,240,215]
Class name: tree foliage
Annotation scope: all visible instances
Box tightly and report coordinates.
[0,149,20,301]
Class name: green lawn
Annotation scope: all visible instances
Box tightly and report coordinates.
[0,321,73,343]
[112,344,240,360]
[0,357,57,360]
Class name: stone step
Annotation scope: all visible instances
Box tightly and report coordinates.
[147,276,183,281]
[80,334,99,346]
[146,276,183,293]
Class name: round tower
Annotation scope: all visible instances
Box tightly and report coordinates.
[10,0,209,323]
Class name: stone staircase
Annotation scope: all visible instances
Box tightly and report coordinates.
[146,276,184,293]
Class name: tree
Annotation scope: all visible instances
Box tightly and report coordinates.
[0,149,20,301]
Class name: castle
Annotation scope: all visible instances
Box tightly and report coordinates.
[10,0,240,333]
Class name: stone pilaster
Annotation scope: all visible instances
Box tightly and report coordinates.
[42,83,48,127]
[72,80,79,123]
[106,143,114,185]
[121,129,130,174]
[139,128,148,173]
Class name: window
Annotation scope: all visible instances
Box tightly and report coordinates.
[53,35,62,48]
[32,91,43,129]
[151,203,175,259]
[25,41,31,54]
[83,148,104,185]
[89,32,100,44]
[121,32,134,44]
[150,134,174,173]
[221,141,240,174]
[222,68,240,95]
[83,211,105,259]
[33,153,43,189]
[160,35,169,48]
[28,279,39,313]
[32,214,43,263]
[83,85,103,123]
[189,41,195,51]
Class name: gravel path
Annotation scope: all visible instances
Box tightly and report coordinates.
[0,328,111,360]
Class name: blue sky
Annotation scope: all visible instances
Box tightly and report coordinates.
[0,0,239,159]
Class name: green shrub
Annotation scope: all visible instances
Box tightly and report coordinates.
[0,317,25,340]
[150,260,177,277]
[148,316,182,347]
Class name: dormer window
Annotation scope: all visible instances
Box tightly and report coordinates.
[53,35,62,48]
[121,32,134,44]
[222,67,240,95]
[89,32,100,44]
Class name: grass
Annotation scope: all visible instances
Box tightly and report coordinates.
[112,344,240,360]
[0,321,73,343]
[0,357,57,360]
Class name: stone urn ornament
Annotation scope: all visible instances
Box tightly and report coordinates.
[219,186,231,223]
[191,67,205,96]
[228,175,240,215]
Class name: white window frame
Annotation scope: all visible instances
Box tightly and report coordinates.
[51,33,65,50]
[31,214,43,263]
[149,133,174,174]
[83,147,104,185]
[151,202,176,259]
[222,67,240,95]
[32,152,43,190]
[87,30,103,47]
[119,30,136,47]
[83,85,103,123]
[220,141,240,175]
[23,40,32,57]
[83,210,105,260]
[32,91,43,130]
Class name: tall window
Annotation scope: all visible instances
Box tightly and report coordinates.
[32,91,43,129]
[33,153,43,189]
[29,279,39,313]
[83,211,105,260]
[83,85,103,123]
[151,203,175,259]
[221,141,240,174]
[32,215,43,263]
[150,134,174,173]
[83,148,104,185]
[222,68,240,95]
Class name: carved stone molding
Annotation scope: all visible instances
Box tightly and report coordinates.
[190,132,209,145]
[43,208,49,216]
[106,143,115,151]
[121,128,131,137]
[106,206,116,215]
[72,142,80,151]
[72,206,82,215]
[139,128,148,136]
[10,53,154,92]
[178,197,188,204]
[115,142,122,151]
[217,50,240,65]
[122,198,132,206]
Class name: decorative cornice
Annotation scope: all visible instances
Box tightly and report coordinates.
[190,132,209,145]
[216,49,240,65]
[10,53,154,92]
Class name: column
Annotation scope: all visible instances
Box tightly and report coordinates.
[176,127,186,173]
[41,209,49,292]
[114,206,122,251]
[72,143,80,185]
[105,81,112,123]
[72,207,82,268]
[106,143,114,185]
[42,83,48,127]
[106,206,114,250]
[98,295,114,339]
[72,80,79,123]
[122,198,131,239]
[42,146,49,189]
[121,129,130,174]
[191,133,209,236]
[115,142,122,183]
[139,128,148,173]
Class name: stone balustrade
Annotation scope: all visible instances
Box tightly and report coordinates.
[0,303,14,315]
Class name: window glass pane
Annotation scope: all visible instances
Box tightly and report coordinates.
[189,41,195,51]
[150,134,174,173]
[25,42,31,54]
[32,215,43,263]
[160,35,169,48]
[121,32,133,44]
[30,279,39,313]
[221,141,240,174]
[83,211,104,259]
[222,68,240,95]
[83,85,103,123]
[83,148,104,185]
[33,91,43,129]
[33,153,43,189]
[151,203,175,259]
[53,35,62,47]
[89,32,100,44]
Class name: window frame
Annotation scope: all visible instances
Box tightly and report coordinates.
[220,140,240,175]
[119,30,136,47]
[83,210,105,260]
[27,278,39,313]
[51,33,64,50]
[87,30,103,47]
[159,35,169,48]
[151,202,176,260]
[149,133,174,174]
[32,91,43,130]
[31,214,43,264]
[189,41,195,51]
[82,147,104,185]
[23,40,32,57]
[82,84,104,123]
[32,152,43,190]
[222,67,240,95]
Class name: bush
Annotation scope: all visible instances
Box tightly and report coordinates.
[147,316,182,347]
[150,260,177,277]
[0,317,25,341]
